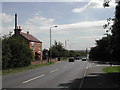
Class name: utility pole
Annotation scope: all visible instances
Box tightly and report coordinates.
[65,40,69,49]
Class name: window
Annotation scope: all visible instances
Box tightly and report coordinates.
[38,43,41,51]
[31,42,34,50]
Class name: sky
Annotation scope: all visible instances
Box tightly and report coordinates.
[1,0,117,50]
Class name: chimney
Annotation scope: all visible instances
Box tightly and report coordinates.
[15,14,17,29]
[14,26,22,35]
[27,31,29,34]
[14,14,22,35]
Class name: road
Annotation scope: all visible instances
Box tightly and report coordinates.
[2,60,108,88]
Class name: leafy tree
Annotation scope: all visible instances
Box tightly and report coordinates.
[89,35,111,62]
[0,38,2,70]
[103,0,110,8]
[2,36,12,69]
[42,49,49,60]
[103,1,120,63]
[2,35,34,69]
[51,41,66,59]
[111,1,120,62]
[90,1,120,64]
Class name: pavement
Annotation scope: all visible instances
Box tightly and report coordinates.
[80,65,120,89]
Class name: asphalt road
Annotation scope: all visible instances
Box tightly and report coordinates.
[2,60,110,89]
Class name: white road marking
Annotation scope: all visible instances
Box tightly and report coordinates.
[84,66,88,77]
[22,74,45,84]
[97,65,120,67]
[96,65,110,66]
[112,65,120,66]
[49,69,60,73]
[79,63,89,88]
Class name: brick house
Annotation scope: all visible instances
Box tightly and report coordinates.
[14,26,42,61]
[13,14,42,61]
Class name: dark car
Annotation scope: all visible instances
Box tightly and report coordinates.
[68,57,75,62]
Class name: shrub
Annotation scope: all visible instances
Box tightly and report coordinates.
[2,35,34,69]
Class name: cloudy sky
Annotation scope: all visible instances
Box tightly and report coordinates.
[1,0,116,50]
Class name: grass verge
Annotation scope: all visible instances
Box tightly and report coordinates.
[2,62,55,76]
[103,66,120,73]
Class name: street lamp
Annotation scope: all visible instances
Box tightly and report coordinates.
[49,26,58,63]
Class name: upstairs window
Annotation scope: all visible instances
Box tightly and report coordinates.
[31,42,34,50]
[38,43,41,51]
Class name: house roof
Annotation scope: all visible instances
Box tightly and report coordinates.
[20,32,42,43]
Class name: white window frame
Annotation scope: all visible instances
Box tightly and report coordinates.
[31,42,34,50]
[38,43,41,51]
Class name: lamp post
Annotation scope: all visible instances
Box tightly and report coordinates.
[49,26,57,63]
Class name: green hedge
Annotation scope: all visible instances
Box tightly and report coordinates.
[2,35,34,69]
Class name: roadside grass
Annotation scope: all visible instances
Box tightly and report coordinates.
[0,71,2,76]
[103,66,120,73]
[2,62,55,76]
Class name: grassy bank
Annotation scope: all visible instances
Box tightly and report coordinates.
[2,62,55,76]
[103,66,120,73]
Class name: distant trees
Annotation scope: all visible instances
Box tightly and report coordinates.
[42,41,87,61]
[89,1,120,63]
[69,50,86,58]
[2,34,34,69]
[50,41,68,59]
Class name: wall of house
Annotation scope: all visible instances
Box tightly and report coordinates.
[29,42,42,60]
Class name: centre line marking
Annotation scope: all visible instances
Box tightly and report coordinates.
[84,66,88,77]
[50,69,60,73]
[22,74,45,84]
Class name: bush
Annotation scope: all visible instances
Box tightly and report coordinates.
[2,35,34,69]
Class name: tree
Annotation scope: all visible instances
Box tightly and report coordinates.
[2,36,12,69]
[103,1,120,63]
[50,41,66,60]
[111,1,120,62]
[103,0,110,8]
[89,1,120,64]
[89,35,111,62]
[0,37,2,70]
[2,35,34,69]
[42,49,49,60]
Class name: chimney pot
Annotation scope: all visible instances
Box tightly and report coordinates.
[27,31,29,34]
[18,26,21,29]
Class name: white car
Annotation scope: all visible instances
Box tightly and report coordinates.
[82,58,87,61]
